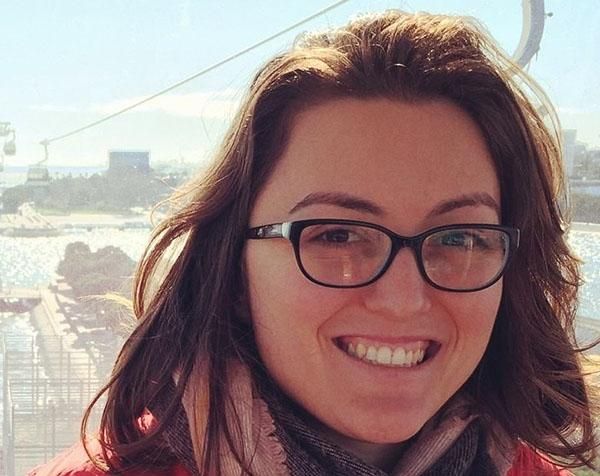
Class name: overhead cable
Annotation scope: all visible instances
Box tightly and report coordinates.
[42,0,352,145]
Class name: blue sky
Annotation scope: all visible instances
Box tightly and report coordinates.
[2,0,599,167]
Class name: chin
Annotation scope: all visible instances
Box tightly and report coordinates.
[328,408,431,445]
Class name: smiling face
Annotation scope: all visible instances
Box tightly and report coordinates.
[244,98,502,462]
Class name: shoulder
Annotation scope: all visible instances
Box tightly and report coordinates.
[27,439,191,476]
[507,443,575,476]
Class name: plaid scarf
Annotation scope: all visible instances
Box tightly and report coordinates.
[152,363,512,476]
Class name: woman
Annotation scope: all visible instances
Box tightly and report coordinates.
[30,10,597,476]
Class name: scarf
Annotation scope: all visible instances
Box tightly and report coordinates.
[151,361,515,476]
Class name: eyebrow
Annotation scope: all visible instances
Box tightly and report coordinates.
[289,192,384,215]
[289,191,499,217]
[426,192,500,218]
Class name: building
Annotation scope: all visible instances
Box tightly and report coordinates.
[108,150,151,175]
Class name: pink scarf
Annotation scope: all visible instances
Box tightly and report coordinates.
[179,360,516,475]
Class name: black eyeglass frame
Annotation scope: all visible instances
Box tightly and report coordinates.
[247,219,520,292]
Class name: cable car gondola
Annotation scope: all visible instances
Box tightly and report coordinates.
[26,139,51,186]
[26,165,50,184]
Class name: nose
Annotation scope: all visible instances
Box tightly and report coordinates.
[362,248,432,317]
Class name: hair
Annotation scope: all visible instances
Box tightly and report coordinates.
[82,10,598,473]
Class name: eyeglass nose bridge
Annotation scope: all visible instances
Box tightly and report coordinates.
[376,233,428,284]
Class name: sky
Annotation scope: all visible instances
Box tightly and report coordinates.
[2,0,600,168]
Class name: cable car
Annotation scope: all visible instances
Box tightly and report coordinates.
[26,165,50,184]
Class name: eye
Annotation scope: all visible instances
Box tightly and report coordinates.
[440,231,473,247]
[302,224,378,248]
[321,228,353,243]
[433,229,503,252]
[312,227,362,245]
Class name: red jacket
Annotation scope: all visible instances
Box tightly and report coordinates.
[28,439,575,475]
[27,438,191,476]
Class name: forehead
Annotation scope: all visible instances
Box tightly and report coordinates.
[251,98,499,229]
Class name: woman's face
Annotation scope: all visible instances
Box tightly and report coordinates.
[245,98,502,453]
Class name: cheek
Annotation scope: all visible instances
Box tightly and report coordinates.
[245,243,349,351]
[448,282,502,362]
[245,245,347,405]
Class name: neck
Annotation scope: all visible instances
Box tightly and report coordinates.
[322,430,406,471]
[256,370,409,471]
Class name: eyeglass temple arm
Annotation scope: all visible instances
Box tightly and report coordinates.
[247,223,291,239]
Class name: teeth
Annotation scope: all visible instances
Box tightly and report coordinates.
[392,347,406,365]
[376,347,392,365]
[343,341,427,368]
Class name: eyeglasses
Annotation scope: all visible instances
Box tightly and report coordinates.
[247,219,520,292]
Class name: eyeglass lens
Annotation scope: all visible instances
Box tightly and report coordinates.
[298,223,509,290]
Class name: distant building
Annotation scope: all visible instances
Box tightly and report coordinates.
[108,150,151,175]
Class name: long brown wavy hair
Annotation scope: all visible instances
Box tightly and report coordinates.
[82,10,598,473]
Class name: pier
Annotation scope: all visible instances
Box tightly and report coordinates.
[1,288,107,475]
[0,204,59,237]
[0,205,151,237]
[0,214,150,236]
